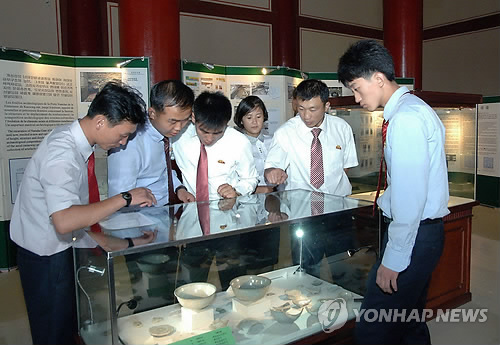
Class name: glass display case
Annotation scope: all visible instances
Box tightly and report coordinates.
[329,91,482,199]
[73,190,379,345]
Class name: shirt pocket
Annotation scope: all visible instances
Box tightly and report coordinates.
[324,143,344,172]
[209,158,235,188]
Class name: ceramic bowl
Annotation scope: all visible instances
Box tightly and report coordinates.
[230,275,272,302]
[174,282,216,310]
[136,254,170,274]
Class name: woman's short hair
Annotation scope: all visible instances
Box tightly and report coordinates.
[234,95,269,129]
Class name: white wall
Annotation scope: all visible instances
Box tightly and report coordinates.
[423,28,500,95]
[300,30,372,72]
[424,0,500,28]
[300,0,382,29]
[0,0,60,54]
[180,13,272,66]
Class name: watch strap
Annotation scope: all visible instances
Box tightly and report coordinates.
[125,237,134,248]
[121,192,132,207]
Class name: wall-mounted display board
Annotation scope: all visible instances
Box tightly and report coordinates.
[182,62,304,134]
[0,49,150,221]
[477,96,500,207]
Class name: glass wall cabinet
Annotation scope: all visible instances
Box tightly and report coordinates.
[329,91,482,200]
[74,190,379,345]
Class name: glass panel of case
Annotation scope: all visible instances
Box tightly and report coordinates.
[331,106,477,199]
[74,190,379,344]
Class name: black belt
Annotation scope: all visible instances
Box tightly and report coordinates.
[383,216,443,225]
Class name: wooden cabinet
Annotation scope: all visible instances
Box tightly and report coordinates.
[426,200,477,312]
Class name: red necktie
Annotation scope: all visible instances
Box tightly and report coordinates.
[163,137,179,205]
[310,191,325,216]
[196,143,210,234]
[373,119,389,215]
[310,128,324,189]
[87,152,102,232]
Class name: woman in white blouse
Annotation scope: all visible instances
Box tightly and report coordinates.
[234,96,274,193]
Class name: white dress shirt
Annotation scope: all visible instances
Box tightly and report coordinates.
[245,132,273,186]
[378,86,450,272]
[265,114,358,196]
[107,119,182,206]
[10,120,95,256]
[172,123,258,200]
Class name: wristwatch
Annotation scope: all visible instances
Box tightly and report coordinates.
[125,237,134,248]
[121,191,132,207]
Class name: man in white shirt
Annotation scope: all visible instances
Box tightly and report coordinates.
[108,80,195,206]
[338,39,449,345]
[10,82,157,345]
[264,79,358,196]
[172,91,258,200]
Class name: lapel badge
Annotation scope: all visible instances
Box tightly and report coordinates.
[336,145,341,150]
[218,160,225,164]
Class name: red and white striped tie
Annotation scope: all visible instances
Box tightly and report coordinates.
[310,128,324,189]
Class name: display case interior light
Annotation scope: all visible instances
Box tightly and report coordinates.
[295,229,304,238]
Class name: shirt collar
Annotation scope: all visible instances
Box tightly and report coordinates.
[72,120,94,161]
[298,113,328,135]
[245,131,266,144]
[187,122,199,138]
[384,86,410,121]
[246,134,258,144]
[144,118,164,142]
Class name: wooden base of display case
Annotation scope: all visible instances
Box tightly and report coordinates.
[425,199,477,317]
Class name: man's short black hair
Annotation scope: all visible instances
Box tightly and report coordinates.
[87,81,147,126]
[234,95,269,129]
[150,80,194,112]
[193,91,231,129]
[338,39,396,86]
[295,79,329,104]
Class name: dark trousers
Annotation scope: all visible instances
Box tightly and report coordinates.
[355,220,444,345]
[17,246,77,345]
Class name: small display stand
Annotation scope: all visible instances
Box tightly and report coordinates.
[181,307,214,332]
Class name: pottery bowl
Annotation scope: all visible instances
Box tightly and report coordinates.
[174,282,216,310]
[230,275,272,302]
